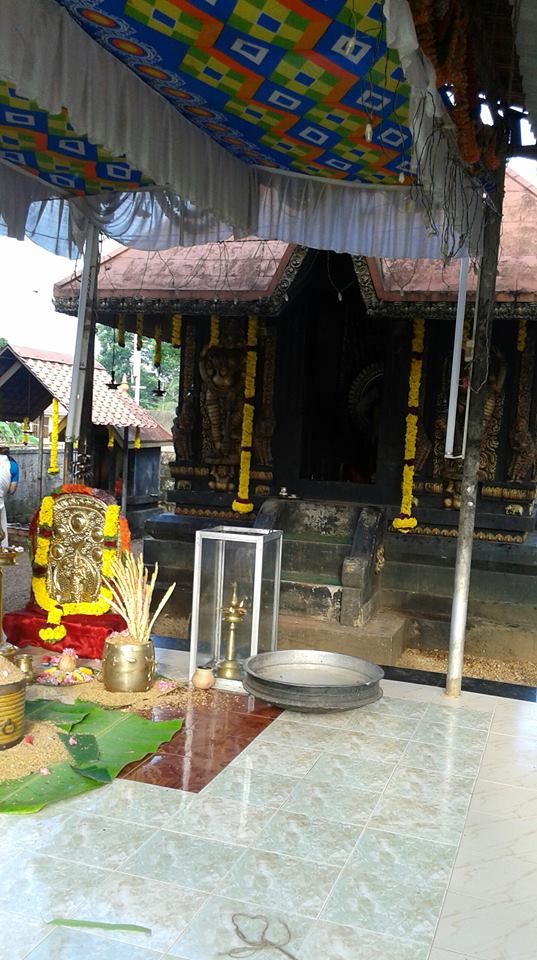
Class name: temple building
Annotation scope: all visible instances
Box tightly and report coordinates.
[53,169,537,661]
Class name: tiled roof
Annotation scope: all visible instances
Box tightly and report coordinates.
[6,345,171,443]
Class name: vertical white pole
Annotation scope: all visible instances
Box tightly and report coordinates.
[445,257,470,457]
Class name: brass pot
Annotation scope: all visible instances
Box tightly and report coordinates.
[102,639,155,693]
[0,678,26,750]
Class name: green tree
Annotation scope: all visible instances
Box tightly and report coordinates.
[95,324,180,410]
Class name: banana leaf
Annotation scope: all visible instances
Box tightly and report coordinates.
[0,701,183,814]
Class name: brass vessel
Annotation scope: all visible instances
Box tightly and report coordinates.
[0,678,25,750]
[217,582,247,681]
[102,639,156,692]
[14,654,34,684]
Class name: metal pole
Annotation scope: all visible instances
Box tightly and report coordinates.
[446,166,505,697]
[445,256,470,458]
[37,412,45,504]
[121,427,129,517]
[64,222,100,479]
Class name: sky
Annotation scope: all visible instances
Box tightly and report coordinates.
[0,159,536,358]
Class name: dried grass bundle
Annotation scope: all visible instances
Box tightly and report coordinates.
[101,553,175,644]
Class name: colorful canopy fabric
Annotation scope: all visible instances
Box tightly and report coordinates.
[56,0,412,187]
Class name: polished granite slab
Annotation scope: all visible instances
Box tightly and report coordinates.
[2,670,536,960]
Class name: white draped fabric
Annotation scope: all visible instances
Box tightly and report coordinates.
[0,0,485,259]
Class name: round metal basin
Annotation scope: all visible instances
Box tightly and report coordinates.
[243,649,383,711]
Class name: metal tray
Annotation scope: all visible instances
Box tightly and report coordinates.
[242,649,383,711]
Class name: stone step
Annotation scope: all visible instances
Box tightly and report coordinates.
[280,579,342,621]
[282,539,349,578]
[383,560,537,604]
[277,611,409,664]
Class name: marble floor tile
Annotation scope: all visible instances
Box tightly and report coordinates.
[399,739,483,777]
[492,698,537,721]
[345,709,420,739]
[412,719,489,751]
[232,739,321,777]
[479,733,537,789]
[169,794,272,845]
[200,765,299,808]
[429,951,485,960]
[304,753,396,792]
[423,703,493,731]
[322,867,446,944]
[434,890,537,960]
[369,793,468,845]
[298,920,430,960]
[350,827,457,887]
[0,910,51,960]
[0,853,111,919]
[380,680,438,702]
[330,730,408,764]
[257,717,339,750]
[24,928,162,960]
[366,696,429,719]
[223,847,341,918]
[56,779,194,826]
[450,849,537,904]
[281,708,356,728]
[168,895,313,960]
[490,713,537,739]
[34,813,157,869]
[384,764,475,808]
[469,779,537,820]
[121,829,244,891]
[454,811,537,867]
[255,809,362,864]
[78,872,207,953]
[283,779,381,824]
[425,689,499,714]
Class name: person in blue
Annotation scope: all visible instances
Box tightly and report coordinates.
[0,447,18,492]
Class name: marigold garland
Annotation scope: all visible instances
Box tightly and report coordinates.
[393,318,425,534]
[209,314,219,348]
[232,315,258,515]
[134,426,141,449]
[107,425,115,449]
[22,416,29,446]
[117,312,126,348]
[517,319,527,353]
[154,323,162,368]
[48,398,60,475]
[136,312,144,351]
[171,313,182,348]
[32,494,123,642]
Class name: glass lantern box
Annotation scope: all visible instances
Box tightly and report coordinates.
[189,526,282,683]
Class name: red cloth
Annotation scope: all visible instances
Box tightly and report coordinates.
[3,604,125,659]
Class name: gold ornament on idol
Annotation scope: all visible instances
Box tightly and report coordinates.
[232,314,257,515]
[392,318,424,533]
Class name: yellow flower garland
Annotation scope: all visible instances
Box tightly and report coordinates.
[23,416,29,446]
[107,425,114,449]
[154,323,162,368]
[32,497,121,642]
[232,315,258,515]
[171,313,182,348]
[117,311,126,348]
[48,398,60,475]
[134,426,141,449]
[517,318,527,353]
[393,318,425,534]
[209,314,219,348]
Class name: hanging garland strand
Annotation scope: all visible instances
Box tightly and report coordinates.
[393,318,425,533]
[48,398,60,475]
[135,312,144,351]
[232,315,258,515]
[134,426,141,450]
[117,311,126,348]
[209,313,219,348]
[154,323,162,368]
[171,313,182,349]
[107,425,114,449]
[22,416,29,446]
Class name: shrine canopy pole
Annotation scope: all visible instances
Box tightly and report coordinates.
[445,256,470,458]
[64,223,100,480]
[446,165,506,698]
